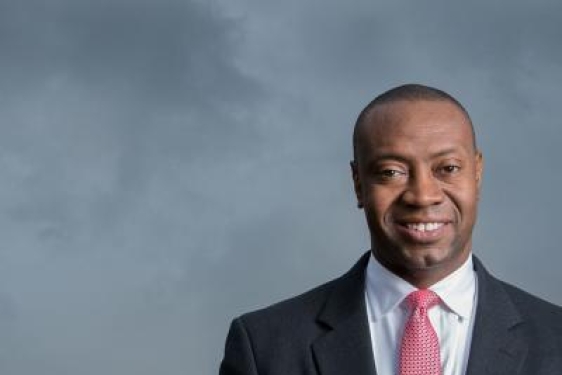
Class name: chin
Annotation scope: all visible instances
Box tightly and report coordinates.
[401,247,457,270]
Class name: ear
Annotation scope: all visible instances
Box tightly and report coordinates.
[350,160,363,209]
[475,151,484,193]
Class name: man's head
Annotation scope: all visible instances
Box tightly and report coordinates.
[351,84,483,288]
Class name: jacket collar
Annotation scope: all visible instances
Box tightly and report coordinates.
[465,256,527,375]
[312,251,377,375]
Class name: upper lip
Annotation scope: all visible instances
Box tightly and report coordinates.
[395,218,451,225]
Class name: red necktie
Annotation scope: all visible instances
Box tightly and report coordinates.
[399,289,442,375]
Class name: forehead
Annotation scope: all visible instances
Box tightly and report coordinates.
[356,99,475,159]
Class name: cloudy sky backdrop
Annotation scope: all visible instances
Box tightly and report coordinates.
[0,0,561,374]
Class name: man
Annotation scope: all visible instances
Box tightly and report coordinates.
[219,84,562,375]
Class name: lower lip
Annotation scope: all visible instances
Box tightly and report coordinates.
[394,223,450,243]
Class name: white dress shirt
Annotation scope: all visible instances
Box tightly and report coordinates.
[364,253,478,375]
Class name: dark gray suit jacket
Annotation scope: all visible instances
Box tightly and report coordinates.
[220,252,562,375]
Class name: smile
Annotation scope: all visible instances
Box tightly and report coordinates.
[395,221,450,243]
[405,222,445,232]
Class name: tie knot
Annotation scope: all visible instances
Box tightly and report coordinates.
[406,289,440,310]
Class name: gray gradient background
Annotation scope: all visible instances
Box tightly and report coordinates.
[0,0,561,374]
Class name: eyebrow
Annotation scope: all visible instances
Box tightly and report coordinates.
[429,147,463,159]
[367,147,464,164]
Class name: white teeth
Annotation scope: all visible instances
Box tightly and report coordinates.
[406,223,444,232]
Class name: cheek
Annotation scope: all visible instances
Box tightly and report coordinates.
[364,189,396,223]
[449,189,479,222]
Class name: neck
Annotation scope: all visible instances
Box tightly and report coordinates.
[370,249,471,289]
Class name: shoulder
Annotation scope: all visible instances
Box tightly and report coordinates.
[499,280,562,327]
[237,273,340,335]
[221,273,344,371]
[481,269,562,354]
[232,252,370,347]
[501,280,562,363]
[474,256,562,324]
[220,263,367,375]
[472,257,562,367]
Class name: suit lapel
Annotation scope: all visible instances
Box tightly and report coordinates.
[466,257,528,375]
[311,252,377,375]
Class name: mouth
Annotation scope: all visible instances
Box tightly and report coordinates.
[394,221,451,243]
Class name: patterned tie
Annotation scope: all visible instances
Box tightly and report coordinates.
[399,289,442,375]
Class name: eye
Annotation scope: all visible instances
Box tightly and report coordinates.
[439,165,460,175]
[381,169,400,177]
[377,169,406,180]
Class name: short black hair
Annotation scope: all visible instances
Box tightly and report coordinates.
[352,84,476,160]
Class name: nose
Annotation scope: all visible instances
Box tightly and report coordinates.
[401,170,444,207]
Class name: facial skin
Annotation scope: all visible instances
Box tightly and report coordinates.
[351,99,483,288]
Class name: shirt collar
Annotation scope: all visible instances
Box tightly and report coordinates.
[365,252,476,321]
[430,255,476,319]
